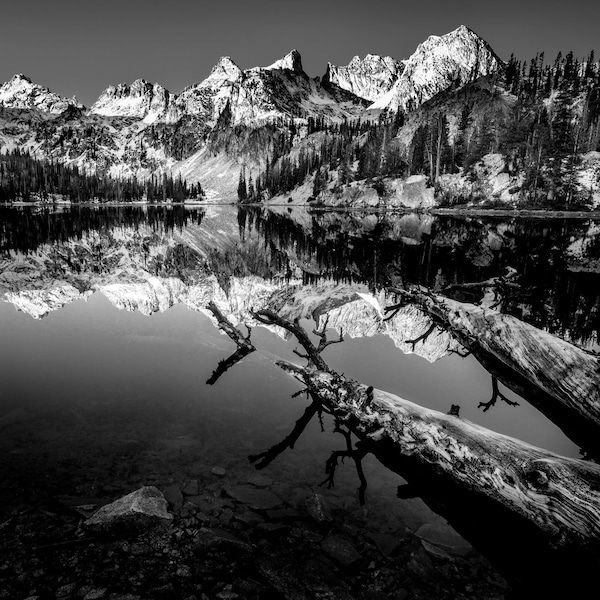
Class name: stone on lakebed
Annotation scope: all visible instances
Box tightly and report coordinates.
[223,485,282,510]
[84,486,172,533]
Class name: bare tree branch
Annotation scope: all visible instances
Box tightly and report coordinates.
[252,308,343,371]
[319,424,369,505]
[405,322,437,351]
[206,301,256,385]
[208,301,254,348]
[206,346,255,385]
[479,376,521,412]
[248,401,320,469]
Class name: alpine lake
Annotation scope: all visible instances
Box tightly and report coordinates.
[2,203,600,600]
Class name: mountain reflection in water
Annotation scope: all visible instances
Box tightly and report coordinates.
[2,204,600,598]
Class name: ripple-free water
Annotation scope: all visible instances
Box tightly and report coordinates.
[2,204,599,597]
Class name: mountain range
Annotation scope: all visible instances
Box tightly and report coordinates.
[0,26,503,200]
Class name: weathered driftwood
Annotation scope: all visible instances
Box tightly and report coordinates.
[277,360,600,552]
[251,307,600,550]
[253,309,343,371]
[388,287,600,429]
[472,342,600,460]
[442,267,524,310]
[206,301,255,385]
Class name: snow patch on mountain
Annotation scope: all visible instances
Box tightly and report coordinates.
[265,50,304,73]
[100,277,186,315]
[5,285,92,319]
[174,149,240,200]
[176,57,243,124]
[324,54,405,101]
[579,151,600,207]
[90,79,179,123]
[0,29,504,195]
[371,25,502,112]
[0,74,83,114]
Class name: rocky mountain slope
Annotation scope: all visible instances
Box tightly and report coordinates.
[370,26,502,112]
[90,79,179,123]
[0,74,83,114]
[323,54,405,102]
[0,26,505,200]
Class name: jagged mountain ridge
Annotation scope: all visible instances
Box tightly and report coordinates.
[0,74,83,114]
[323,54,406,102]
[90,79,179,123]
[371,25,503,112]
[0,26,504,198]
[90,49,367,126]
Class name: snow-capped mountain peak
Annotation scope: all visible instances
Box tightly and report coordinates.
[174,57,244,125]
[89,78,178,122]
[0,73,84,114]
[9,73,32,85]
[370,25,502,112]
[203,56,244,85]
[0,27,507,198]
[265,49,304,73]
[323,54,405,101]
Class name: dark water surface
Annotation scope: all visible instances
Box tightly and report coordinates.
[2,204,600,598]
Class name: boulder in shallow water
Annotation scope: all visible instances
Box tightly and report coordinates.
[163,483,184,511]
[223,485,282,510]
[321,535,361,567]
[305,493,333,523]
[84,486,172,533]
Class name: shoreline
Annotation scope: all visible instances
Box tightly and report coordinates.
[3,200,600,219]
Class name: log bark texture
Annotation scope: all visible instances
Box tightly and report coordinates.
[390,287,600,428]
[277,360,600,551]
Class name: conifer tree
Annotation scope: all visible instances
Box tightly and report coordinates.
[237,167,247,202]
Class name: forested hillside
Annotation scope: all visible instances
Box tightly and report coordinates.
[0,150,204,203]
[238,51,600,210]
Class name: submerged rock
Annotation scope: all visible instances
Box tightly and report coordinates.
[322,535,361,567]
[256,557,311,600]
[367,532,402,557]
[235,510,265,527]
[82,589,107,600]
[163,484,184,511]
[84,486,172,533]
[305,493,333,523]
[223,485,282,510]
[415,522,472,557]
[195,527,252,555]
[246,474,273,488]
[182,480,199,496]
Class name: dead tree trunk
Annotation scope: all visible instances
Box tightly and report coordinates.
[248,306,600,552]
[388,287,600,429]
[276,360,600,553]
[470,342,600,460]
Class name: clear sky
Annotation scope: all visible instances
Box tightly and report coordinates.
[0,0,597,107]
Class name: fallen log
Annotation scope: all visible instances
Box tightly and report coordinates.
[472,344,600,460]
[387,287,600,429]
[247,309,600,592]
[277,360,600,555]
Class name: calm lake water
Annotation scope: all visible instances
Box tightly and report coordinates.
[2,204,600,598]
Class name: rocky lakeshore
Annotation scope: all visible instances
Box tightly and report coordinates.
[0,471,509,600]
